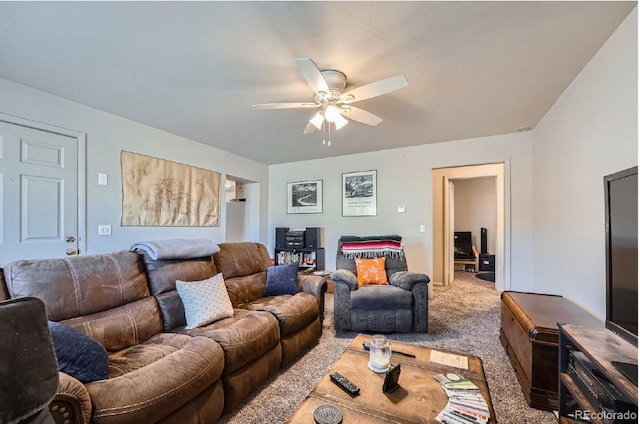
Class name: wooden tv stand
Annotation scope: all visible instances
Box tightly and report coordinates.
[558,324,638,423]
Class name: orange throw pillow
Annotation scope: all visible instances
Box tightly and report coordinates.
[355,257,388,286]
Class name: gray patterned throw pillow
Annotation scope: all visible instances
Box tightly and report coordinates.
[176,273,234,329]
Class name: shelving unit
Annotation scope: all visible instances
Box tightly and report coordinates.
[558,324,637,423]
[274,247,325,270]
[274,227,325,270]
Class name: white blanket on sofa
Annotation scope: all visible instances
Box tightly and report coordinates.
[131,239,220,260]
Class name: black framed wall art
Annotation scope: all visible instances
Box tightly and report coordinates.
[342,170,377,216]
[287,179,323,214]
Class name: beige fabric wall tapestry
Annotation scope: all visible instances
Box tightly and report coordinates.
[121,151,221,227]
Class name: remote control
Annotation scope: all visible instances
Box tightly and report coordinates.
[330,372,360,395]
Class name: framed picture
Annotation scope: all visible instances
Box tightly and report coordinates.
[342,170,377,216]
[287,180,323,214]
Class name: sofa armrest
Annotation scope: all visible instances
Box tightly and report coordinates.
[298,274,327,323]
[331,269,358,291]
[389,271,430,291]
[297,274,326,300]
[51,372,92,424]
[331,270,358,331]
[85,336,223,424]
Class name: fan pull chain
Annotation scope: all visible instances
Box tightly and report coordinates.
[322,120,326,145]
[328,122,331,147]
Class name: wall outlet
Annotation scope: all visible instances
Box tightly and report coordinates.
[98,225,111,236]
[397,205,406,213]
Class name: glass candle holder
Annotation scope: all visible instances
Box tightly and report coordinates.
[368,334,391,373]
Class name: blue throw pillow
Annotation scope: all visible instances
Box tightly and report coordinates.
[48,321,109,383]
[264,262,299,296]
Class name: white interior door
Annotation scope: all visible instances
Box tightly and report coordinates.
[0,121,79,265]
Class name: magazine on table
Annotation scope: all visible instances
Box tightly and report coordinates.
[434,373,490,424]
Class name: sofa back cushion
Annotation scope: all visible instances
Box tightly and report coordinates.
[3,251,161,351]
[142,253,218,296]
[3,251,150,322]
[141,253,218,331]
[214,242,271,279]
[213,243,272,306]
[60,296,164,352]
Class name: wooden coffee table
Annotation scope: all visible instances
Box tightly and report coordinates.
[287,334,496,423]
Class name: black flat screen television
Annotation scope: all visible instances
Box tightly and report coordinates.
[604,166,638,347]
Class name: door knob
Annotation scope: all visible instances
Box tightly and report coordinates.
[66,236,75,243]
[66,248,78,256]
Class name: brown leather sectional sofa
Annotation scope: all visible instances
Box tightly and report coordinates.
[1,242,326,424]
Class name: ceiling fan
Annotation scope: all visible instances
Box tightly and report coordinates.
[253,58,408,137]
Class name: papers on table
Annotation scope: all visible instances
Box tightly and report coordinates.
[430,350,469,370]
[434,373,490,424]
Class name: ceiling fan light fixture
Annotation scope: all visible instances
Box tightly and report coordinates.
[333,114,348,130]
[309,112,324,130]
[324,105,342,123]
[253,58,408,136]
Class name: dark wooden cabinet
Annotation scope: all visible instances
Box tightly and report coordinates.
[499,291,602,411]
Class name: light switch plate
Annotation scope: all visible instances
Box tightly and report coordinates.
[98,225,111,236]
[397,205,406,213]
[98,173,108,185]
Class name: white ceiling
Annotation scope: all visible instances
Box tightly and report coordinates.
[0,2,635,165]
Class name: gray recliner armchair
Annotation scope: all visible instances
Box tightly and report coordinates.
[332,237,430,333]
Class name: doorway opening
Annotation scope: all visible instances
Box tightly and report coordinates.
[432,163,507,292]
[225,175,260,242]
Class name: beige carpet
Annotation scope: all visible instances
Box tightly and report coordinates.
[218,271,556,423]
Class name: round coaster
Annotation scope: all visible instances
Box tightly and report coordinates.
[313,405,343,424]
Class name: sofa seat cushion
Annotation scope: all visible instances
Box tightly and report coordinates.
[240,292,319,337]
[176,309,280,376]
[350,285,413,310]
[85,336,224,424]
[108,333,204,378]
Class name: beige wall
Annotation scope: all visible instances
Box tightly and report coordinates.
[268,132,533,292]
[453,177,497,253]
[0,78,270,254]
[532,8,637,318]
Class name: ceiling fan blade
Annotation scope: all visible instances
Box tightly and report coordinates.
[340,75,408,103]
[252,102,319,110]
[295,58,329,96]
[341,106,383,126]
[303,121,318,135]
